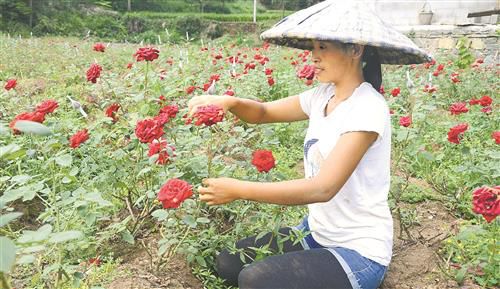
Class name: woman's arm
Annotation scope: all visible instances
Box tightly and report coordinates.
[198,131,378,205]
[187,94,308,124]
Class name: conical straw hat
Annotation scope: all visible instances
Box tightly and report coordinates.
[260,1,432,64]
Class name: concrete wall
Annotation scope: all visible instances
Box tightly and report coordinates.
[366,0,498,25]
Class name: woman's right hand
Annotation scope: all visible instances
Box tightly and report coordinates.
[187,94,236,116]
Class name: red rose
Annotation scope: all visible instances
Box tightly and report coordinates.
[35,99,59,115]
[135,118,164,143]
[450,72,460,83]
[399,116,411,127]
[492,131,500,144]
[148,139,174,165]
[432,70,440,77]
[86,63,102,83]
[423,84,437,93]
[9,112,46,134]
[186,86,197,94]
[4,79,17,90]
[105,103,120,123]
[265,68,273,75]
[436,64,445,71]
[423,59,436,69]
[209,74,220,82]
[93,43,105,52]
[447,123,468,144]
[481,106,492,114]
[449,102,468,115]
[297,64,315,80]
[133,47,159,62]
[472,186,500,223]
[469,98,480,105]
[252,150,276,173]
[69,129,89,148]
[267,77,275,86]
[245,63,256,70]
[157,179,193,209]
[159,105,179,119]
[479,95,492,107]
[224,89,235,96]
[391,87,401,97]
[379,85,385,95]
[126,63,133,69]
[190,105,224,127]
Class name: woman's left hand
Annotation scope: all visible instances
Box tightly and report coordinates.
[198,177,241,205]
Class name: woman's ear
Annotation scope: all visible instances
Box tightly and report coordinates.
[352,44,364,59]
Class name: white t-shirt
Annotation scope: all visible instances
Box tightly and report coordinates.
[299,82,393,266]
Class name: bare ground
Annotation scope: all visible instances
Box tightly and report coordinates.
[102,198,486,289]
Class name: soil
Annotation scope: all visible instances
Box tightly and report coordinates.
[103,197,485,289]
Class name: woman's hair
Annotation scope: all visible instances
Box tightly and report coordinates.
[331,42,382,91]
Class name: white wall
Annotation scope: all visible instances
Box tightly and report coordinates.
[364,0,498,25]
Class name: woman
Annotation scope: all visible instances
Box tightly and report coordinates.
[188,2,431,288]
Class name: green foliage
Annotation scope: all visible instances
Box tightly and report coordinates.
[175,16,204,38]
[455,37,474,69]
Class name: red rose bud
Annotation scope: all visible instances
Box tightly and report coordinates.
[126,62,133,69]
[447,123,468,144]
[472,186,500,223]
[252,150,276,173]
[399,116,411,127]
[157,179,193,209]
[133,47,159,62]
[93,43,105,52]
[391,87,401,97]
[86,63,102,83]
[135,118,164,143]
[267,77,275,86]
[449,102,468,115]
[148,138,174,165]
[4,79,17,90]
[105,103,120,123]
[69,129,89,148]
[35,99,59,115]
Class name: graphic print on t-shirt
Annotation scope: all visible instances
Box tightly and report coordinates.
[304,138,323,178]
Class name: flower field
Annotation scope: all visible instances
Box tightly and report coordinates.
[0,35,498,289]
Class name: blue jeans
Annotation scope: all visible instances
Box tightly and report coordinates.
[294,217,388,289]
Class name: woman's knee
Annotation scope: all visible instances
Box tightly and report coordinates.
[216,249,241,286]
[238,263,267,289]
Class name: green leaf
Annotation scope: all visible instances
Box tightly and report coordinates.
[151,209,169,221]
[0,212,23,227]
[18,224,53,243]
[55,154,73,167]
[182,215,197,228]
[0,236,17,273]
[17,254,36,265]
[196,217,210,224]
[48,230,83,243]
[195,255,207,267]
[0,144,23,160]
[13,120,52,136]
[121,230,135,244]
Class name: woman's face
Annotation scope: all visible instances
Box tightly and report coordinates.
[311,40,359,84]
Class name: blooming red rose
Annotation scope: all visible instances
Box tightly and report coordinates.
[69,129,89,148]
[209,74,220,82]
[252,150,276,173]
[86,63,102,83]
[93,43,105,52]
[450,72,460,83]
[267,77,275,86]
[423,59,436,69]
[135,118,164,143]
[245,63,256,70]
[157,179,193,209]
[492,131,500,144]
[449,102,468,115]
[432,70,440,77]
[105,103,120,123]
[391,87,401,97]
[469,98,480,105]
[423,84,437,93]
[9,112,46,134]
[159,105,179,119]
[186,86,197,94]
[4,79,17,90]
[265,68,273,75]
[35,99,59,115]
[437,64,445,71]
[297,64,315,80]
[472,186,500,223]
[224,89,235,96]
[190,105,225,127]
[447,123,468,144]
[479,95,492,107]
[399,116,411,127]
[148,139,174,165]
[133,47,159,62]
